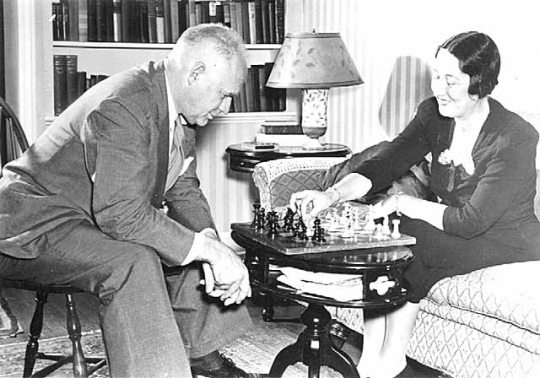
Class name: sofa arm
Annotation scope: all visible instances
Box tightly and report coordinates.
[252,157,348,210]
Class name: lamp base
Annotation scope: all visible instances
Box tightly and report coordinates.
[302,138,326,150]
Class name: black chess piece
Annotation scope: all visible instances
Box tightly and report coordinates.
[266,211,280,237]
[256,207,266,232]
[312,217,326,243]
[294,216,308,241]
[251,202,261,228]
[283,207,296,233]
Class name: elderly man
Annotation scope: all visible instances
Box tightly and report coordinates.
[0,24,254,377]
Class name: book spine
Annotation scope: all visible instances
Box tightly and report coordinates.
[261,0,270,44]
[52,2,60,41]
[178,0,189,35]
[267,0,275,44]
[105,0,115,42]
[65,54,78,107]
[53,54,67,116]
[163,0,172,43]
[188,0,196,28]
[245,66,255,112]
[256,65,268,111]
[87,0,97,41]
[139,0,149,43]
[254,0,263,44]
[113,0,122,42]
[247,1,256,45]
[274,0,284,43]
[147,0,157,43]
[68,0,79,41]
[95,0,105,41]
[240,0,250,44]
[156,0,165,43]
[121,0,131,41]
[77,71,87,98]
[79,0,88,42]
[229,2,238,34]
[222,3,231,27]
[61,0,70,41]
[170,0,180,42]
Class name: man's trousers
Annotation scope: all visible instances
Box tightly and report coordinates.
[0,220,252,377]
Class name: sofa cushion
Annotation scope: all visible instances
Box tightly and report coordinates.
[426,261,540,345]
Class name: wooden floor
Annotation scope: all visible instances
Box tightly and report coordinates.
[1,288,444,377]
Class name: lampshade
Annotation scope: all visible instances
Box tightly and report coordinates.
[266,32,363,89]
[266,32,363,150]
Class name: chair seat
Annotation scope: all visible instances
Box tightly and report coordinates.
[1,278,84,294]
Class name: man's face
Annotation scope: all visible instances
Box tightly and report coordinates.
[431,48,477,120]
[182,56,245,126]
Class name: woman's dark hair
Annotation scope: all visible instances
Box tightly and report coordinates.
[437,31,500,98]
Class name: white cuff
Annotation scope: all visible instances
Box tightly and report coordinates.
[180,228,217,266]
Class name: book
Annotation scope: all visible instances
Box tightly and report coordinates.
[222,3,231,27]
[247,1,256,45]
[53,54,67,116]
[52,2,60,41]
[78,0,88,42]
[113,0,122,42]
[178,0,189,35]
[121,0,131,42]
[65,54,78,107]
[267,0,275,44]
[61,0,69,41]
[163,0,172,42]
[170,0,180,42]
[254,0,263,44]
[274,0,284,43]
[139,0,149,43]
[260,120,303,135]
[147,0,158,43]
[156,0,165,43]
[68,0,79,41]
[87,0,97,41]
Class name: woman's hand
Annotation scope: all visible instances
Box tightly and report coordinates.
[290,189,337,218]
[370,194,400,219]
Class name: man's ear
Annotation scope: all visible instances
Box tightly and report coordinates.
[188,62,206,85]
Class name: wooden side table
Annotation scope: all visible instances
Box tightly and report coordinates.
[226,143,351,173]
[231,222,415,378]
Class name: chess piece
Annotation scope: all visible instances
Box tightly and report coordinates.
[256,207,266,232]
[373,223,384,240]
[283,207,296,233]
[364,205,376,232]
[294,216,308,241]
[251,202,261,228]
[391,219,401,239]
[266,211,279,237]
[311,218,326,243]
[382,215,391,235]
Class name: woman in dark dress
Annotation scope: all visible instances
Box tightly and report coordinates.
[291,31,540,378]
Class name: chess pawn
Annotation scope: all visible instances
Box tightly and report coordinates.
[391,219,401,239]
[373,224,384,240]
[382,215,391,235]
[251,202,261,228]
[364,205,376,232]
[311,218,326,243]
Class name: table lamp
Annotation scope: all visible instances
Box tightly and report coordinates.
[266,31,363,150]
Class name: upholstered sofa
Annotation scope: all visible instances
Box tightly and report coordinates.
[251,119,540,378]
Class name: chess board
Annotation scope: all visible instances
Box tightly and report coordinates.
[231,222,416,256]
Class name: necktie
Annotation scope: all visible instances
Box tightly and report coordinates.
[165,117,185,192]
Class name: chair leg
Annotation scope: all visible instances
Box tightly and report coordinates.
[65,293,88,378]
[23,291,48,378]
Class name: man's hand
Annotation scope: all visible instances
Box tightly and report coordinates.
[198,237,251,306]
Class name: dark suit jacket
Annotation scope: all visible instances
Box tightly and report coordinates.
[0,61,215,265]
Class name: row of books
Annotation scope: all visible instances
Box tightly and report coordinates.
[52,0,285,45]
[233,63,286,113]
[53,54,285,116]
[53,54,109,115]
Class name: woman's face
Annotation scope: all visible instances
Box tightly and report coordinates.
[431,48,478,120]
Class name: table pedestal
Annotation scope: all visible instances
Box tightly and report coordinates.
[269,304,360,378]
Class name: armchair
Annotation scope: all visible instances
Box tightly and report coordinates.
[252,147,540,378]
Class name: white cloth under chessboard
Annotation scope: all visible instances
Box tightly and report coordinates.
[277,267,364,302]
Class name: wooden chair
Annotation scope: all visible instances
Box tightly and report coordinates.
[0,97,106,377]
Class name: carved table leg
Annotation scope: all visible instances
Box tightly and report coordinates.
[269,304,359,378]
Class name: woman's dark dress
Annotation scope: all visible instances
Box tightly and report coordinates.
[353,97,540,302]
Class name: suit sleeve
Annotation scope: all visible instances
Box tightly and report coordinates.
[164,145,217,234]
[83,98,196,266]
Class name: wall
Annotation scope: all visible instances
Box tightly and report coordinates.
[301,0,540,153]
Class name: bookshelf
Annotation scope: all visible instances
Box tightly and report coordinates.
[49,0,298,119]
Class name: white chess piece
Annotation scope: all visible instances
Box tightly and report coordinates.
[364,205,376,232]
[391,219,401,239]
[373,224,384,240]
[382,215,391,235]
